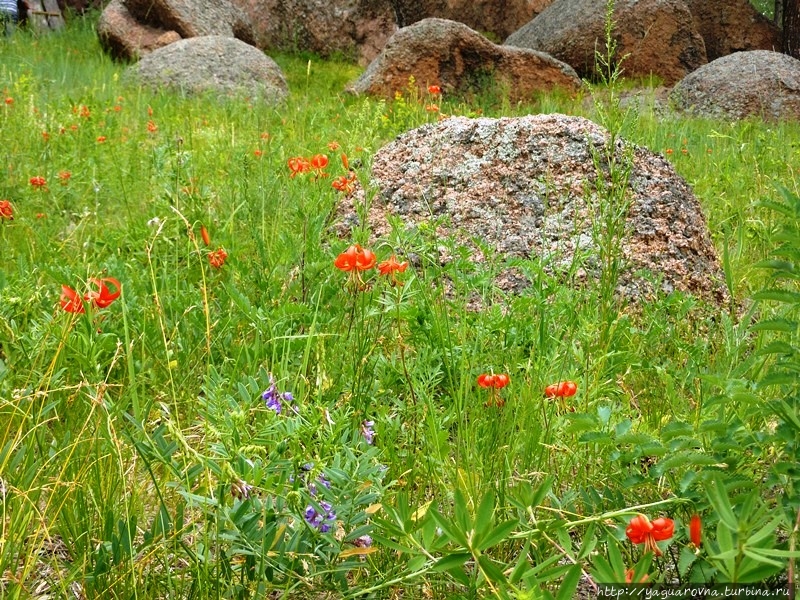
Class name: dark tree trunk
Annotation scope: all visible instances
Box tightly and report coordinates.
[784,0,800,57]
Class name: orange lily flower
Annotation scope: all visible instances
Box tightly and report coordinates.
[60,278,122,313]
[0,200,13,220]
[626,515,674,556]
[287,156,311,178]
[310,154,328,170]
[377,254,409,286]
[477,373,510,407]
[477,373,510,389]
[86,278,121,308]
[377,255,408,276]
[544,381,577,398]
[60,285,86,314]
[334,244,376,272]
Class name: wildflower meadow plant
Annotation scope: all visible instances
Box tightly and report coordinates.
[0,15,797,599]
[0,199,13,220]
[625,515,675,556]
[261,373,296,414]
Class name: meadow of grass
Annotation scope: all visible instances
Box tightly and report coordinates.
[0,14,798,600]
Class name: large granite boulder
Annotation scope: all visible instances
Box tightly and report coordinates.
[98,0,181,61]
[231,0,397,65]
[670,50,800,121]
[335,114,727,303]
[123,0,255,44]
[388,0,554,41]
[684,0,780,61]
[347,18,581,102]
[505,0,707,85]
[98,0,255,61]
[128,36,288,103]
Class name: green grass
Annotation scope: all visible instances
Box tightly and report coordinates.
[0,15,798,599]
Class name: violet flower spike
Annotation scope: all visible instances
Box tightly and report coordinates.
[361,420,375,444]
[261,374,294,414]
[304,501,336,532]
[231,479,253,500]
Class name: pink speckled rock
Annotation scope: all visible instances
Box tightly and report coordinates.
[335,113,727,303]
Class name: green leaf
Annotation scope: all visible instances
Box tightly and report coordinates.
[430,509,470,548]
[615,432,658,446]
[746,548,800,558]
[713,522,736,578]
[742,548,785,568]
[589,554,617,584]
[746,516,781,546]
[509,540,532,584]
[475,489,495,539]
[529,476,554,508]
[407,554,427,572]
[752,289,800,304]
[431,552,471,573]
[477,519,517,552]
[652,451,719,477]
[659,421,693,440]
[578,432,613,445]
[555,564,582,600]
[678,546,698,576]
[773,400,800,430]
[577,523,597,560]
[607,536,626,579]
[563,414,599,434]
[750,318,798,333]
[752,259,798,274]
[478,554,506,583]
[453,489,471,533]
[756,341,797,356]
[757,197,797,219]
[759,372,800,387]
[706,476,738,531]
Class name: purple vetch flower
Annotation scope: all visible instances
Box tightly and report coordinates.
[309,473,331,497]
[261,373,296,414]
[231,479,253,500]
[361,420,375,444]
[304,501,336,532]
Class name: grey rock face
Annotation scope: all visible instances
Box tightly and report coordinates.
[128,36,288,103]
[671,50,800,121]
[335,114,727,303]
[123,0,255,44]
